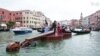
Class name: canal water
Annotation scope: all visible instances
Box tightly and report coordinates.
[0,31,100,56]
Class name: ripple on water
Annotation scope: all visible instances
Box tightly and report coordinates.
[0,31,100,56]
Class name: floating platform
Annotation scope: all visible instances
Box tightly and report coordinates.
[6,31,72,52]
[20,31,72,47]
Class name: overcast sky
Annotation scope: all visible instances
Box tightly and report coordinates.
[0,0,100,21]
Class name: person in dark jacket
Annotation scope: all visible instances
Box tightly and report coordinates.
[50,21,57,33]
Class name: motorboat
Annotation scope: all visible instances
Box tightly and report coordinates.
[0,29,10,32]
[11,27,32,35]
[0,23,10,32]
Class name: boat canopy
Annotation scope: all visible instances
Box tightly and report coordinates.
[0,23,7,27]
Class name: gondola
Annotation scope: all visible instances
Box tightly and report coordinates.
[93,28,100,31]
[70,29,91,34]
[37,28,44,33]
[62,29,71,33]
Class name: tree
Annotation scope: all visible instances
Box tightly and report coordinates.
[7,21,15,28]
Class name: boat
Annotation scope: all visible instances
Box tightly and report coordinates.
[37,19,51,33]
[70,29,91,34]
[11,27,32,35]
[37,28,44,33]
[6,30,72,52]
[71,13,91,34]
[93,28,100,31]
[37,28,71,33]
[0,29,10,32]
[62,28,71,33]
[43,32,72,41]
[0,23,10,32]
[20,31,72,48]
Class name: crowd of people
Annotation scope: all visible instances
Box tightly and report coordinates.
[44,20,63,36]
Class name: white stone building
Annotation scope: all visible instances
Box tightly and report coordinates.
[19,10,51,28]
[59,20,71,29]
[81,17,90,28]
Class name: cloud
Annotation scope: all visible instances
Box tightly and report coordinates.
[91,2,100,6]
[0,0,100,21]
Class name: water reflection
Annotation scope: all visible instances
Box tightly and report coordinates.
[0,32,14,43]
[16,40,65,56]
[6,52,19,56]
[38,40,65,50]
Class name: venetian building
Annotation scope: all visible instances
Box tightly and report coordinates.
[0,8,16,23]
[59,20,71,29]
[80,13,90,29]
[70,19,79,29]
[79,13,83,28]
[0,8,52,28]
[19,10,51,28]
[0,8,18,28]
[87,10,100,30]
[33,11,51,28]
[34,11,46,28]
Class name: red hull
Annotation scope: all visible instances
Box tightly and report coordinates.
[40,32,72,41]
[21,32,72,47]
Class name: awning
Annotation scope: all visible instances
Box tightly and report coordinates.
[0,23,7,26]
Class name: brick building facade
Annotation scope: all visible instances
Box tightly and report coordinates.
[0,8,51,28]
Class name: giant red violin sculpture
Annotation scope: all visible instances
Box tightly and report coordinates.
[6,41,20,52]
[6,39,36,52]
